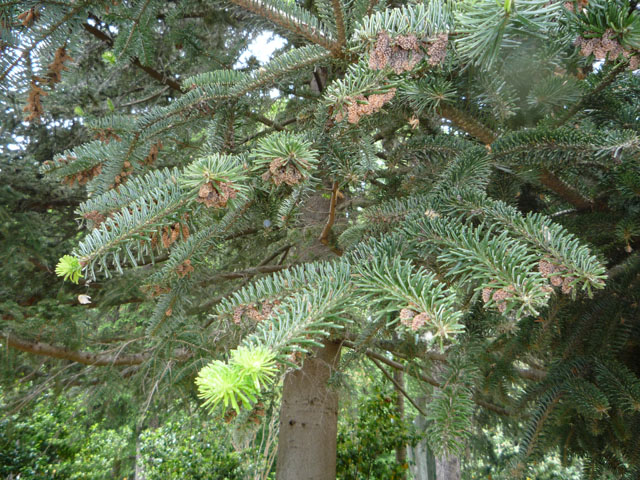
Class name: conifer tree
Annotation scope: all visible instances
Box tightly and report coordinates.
[2,0,640,478]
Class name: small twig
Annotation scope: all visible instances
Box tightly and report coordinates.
[142,358,171,417]
[342,341,513,415]
[330,0,347,51]
[249,113,290,131]
[554,60,629,128]
[343,342,439,387]
[238,117,297,146]
[550,208,577,218]
[369,355,428,416]
[83,22,183,92]
[120,86,170,106]
[278,245,292,265]
[319,182,343,255]
[258,244,293,266]
[118,0,152,62]
[190,294,227,318]
[212,264,292,280]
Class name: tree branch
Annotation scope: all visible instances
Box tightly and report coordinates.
[554,60,629,128]
[369,355,428,416]
[82,22,183,92]
[539,169,594,211]
[227,0,337,52]
[211,264,292,279]
[372,338,546,382]
[330,0,347,52]
[366,0,380,16]
[3,332,191,366]
[238,117,297,146]
[120,86,170,106]
[438,104,496,145]
[436,99,598,211]
[258,244,293,266]
[319,182,343,256]
[342,342,512,416]
[5,332,142,365]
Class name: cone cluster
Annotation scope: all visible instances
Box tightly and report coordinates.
[334,89,397,124]
[262,158,304,186]
[197,181,238,208]
[575,30,640,70]
[232,300,278,324]
[539,258,576,294]
[369,31,448,74]
[399,308,432,331]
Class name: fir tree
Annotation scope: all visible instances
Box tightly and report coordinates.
[2,0,640,478]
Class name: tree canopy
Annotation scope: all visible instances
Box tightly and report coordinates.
[2,0,640,478]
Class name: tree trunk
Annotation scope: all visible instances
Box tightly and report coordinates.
[394,368,407,479]
[409,396,436,480]
[133,434,145,480]
[134,426,146,480]
[409,396,461,480]
[275,340,341,480]
[435,454,461,480]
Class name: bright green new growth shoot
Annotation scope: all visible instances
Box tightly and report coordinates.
[196,346,277,413]
[55,255,83,284]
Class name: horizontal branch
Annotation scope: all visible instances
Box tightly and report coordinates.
[372,338,546,382]
[212,264,292,279]
[436,103,598,212]
[515,365,547,381]
[3,332,190,366]
[238,116,298,146]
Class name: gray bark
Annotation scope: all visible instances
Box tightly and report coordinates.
[408,396,461,480]
[408,396,436,480]
[275,340,341,480]
[394,368,407,479]
[134,428,146,480]
[435,454,461,480]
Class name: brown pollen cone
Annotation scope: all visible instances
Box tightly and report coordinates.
[262,158,304,186]
[196,181,237,208]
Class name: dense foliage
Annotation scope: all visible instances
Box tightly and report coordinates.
[0,389,132,479]
[139,418,246,479]
[0,388,251,479]
[337,388,416,479]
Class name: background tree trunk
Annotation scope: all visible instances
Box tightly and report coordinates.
[275,340,341,480]
[134,426,146,480]
[435,454,461,480]
[394,368,408,479]
[409,396,461,480]
[409,396,436,480]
